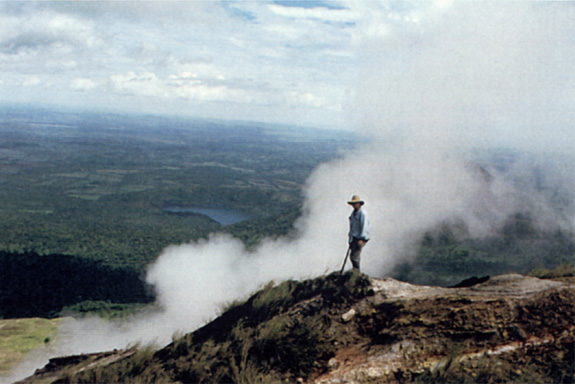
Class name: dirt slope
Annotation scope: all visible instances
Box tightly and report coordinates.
[16,273,574,384]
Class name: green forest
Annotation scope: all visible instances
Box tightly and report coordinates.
[0,107,359,318]
[0,106,573,319]
[392,215,574,287]
[0,251,153,318]
[0,107,356,270]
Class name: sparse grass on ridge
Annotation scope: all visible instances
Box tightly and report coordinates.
[529,262,575,282]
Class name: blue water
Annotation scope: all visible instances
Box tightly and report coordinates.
[163,207,252,225]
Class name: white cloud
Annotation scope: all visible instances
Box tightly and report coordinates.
[0,10,98,55]
[283,90,340,110]
[175,83,256,104]
[106,68,342,112]
[70,78,98,91]
[0,1,354,126]
[2,0,572,135]
[268,3,358,23]
[22,77,41,86]
[109,72,165,97]
[51,60,77,70]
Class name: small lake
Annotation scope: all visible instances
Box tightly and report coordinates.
[163,206,252,225]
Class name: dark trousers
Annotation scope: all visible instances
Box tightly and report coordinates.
[349,237,366,271]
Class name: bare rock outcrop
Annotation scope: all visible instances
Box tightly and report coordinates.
[316,274,574,383]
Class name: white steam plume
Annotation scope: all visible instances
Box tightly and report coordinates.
[4,2,573,383]
[349,1,574,153]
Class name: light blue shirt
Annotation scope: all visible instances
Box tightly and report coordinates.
[349,208,370,243]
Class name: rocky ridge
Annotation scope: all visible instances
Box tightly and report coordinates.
[318,274,573,383]
[17,273,575,384]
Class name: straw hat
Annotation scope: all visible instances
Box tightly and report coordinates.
[347,195,364,205]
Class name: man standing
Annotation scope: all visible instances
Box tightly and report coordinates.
[348,195,370,274]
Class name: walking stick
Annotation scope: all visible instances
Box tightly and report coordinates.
[340,246,351,274]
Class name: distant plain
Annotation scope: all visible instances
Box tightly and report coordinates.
[0,106,356,271]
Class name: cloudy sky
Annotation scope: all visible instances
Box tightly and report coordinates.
[1,0,574,148]
[1,0,359,128]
